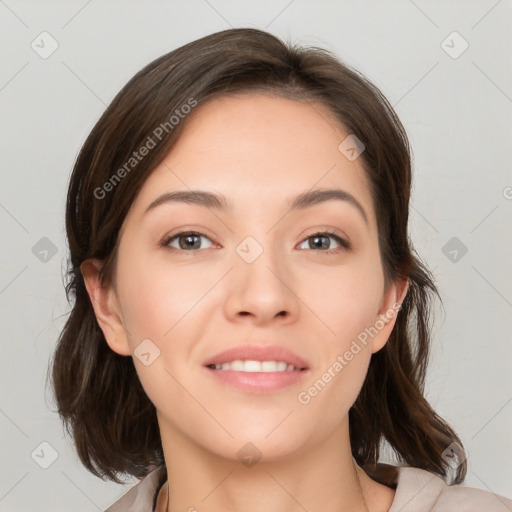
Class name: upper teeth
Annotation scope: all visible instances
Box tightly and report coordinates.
[212,360,299,372]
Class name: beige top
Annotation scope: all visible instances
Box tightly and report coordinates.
[105,464,512,512]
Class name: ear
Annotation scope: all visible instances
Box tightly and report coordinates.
[80,258,131,356]
[370,278,409,354]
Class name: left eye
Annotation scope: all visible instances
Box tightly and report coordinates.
[298,232,350,252]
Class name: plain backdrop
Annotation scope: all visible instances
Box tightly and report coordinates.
[1,1,511,510]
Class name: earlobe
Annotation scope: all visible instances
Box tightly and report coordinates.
[371,278,409,354]
[80,258,131,356]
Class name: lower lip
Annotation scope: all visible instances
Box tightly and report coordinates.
[205,367,310,394]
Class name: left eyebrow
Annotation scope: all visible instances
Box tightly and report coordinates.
[288,188,369,225]
[144,187,368,226]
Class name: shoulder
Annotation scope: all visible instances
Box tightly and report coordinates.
[388,466,512,512]
[434,483,512,511]
[104,465,167,512]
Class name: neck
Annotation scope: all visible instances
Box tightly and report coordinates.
[156,415,394,512]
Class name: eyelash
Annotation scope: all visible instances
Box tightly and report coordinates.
[160,230,351,254]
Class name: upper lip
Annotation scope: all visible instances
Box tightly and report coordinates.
[203,344,309,369]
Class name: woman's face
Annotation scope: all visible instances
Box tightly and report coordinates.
[89,94,404,462]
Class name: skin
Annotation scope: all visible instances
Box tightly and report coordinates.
[82,94,408,512]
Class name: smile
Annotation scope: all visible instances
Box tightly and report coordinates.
[206,360,306,372]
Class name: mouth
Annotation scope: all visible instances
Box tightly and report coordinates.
[203,344,309,371]
[205,360,307,372]
[203,344,310,393]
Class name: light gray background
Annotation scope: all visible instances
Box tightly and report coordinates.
[1,1,511,510]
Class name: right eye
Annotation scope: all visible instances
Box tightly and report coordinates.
[161,231,215,252]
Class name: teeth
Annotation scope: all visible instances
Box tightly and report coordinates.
[212,360,299,372]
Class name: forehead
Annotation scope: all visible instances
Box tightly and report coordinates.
[128,94,376,228]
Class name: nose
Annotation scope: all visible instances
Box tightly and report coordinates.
[223,240,299,326]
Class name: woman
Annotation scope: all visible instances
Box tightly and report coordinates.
[50,28,511,511]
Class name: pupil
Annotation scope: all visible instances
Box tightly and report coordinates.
[180,234,200,250]
[312,235,329,249]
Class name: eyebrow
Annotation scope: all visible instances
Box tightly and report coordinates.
[144,188,368,225]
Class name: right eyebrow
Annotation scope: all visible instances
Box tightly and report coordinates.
[144,190,233,214]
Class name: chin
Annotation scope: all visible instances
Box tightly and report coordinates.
[202,425,305,463]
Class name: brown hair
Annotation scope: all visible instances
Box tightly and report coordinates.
[49,27,467,485]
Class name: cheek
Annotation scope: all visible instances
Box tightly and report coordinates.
[116,254,211,345]
[296,254,384,339]
[294,257,383,408]
[114,255,213,412]
[300,347,372,429]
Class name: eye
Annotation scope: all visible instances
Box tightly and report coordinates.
[297,231,351,253]
[160,229,351,254]
[161,231,215,252]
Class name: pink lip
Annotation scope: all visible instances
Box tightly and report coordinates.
[206,368,310,394]
[203,344,310,394]
[203,344,309,369]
